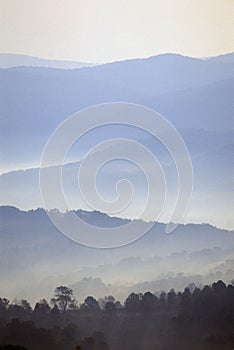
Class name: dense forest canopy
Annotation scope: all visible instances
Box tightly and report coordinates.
[0,280,233,350]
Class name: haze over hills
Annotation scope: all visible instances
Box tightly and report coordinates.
[0,126,233,228]
[0,52,233,228]
[1,1,234,346]
[1,52,233,68]
[0,53,233,303]
[0,52,233,173]
[138,78,233,131]
[0,206,233,302]
[0,53,98,69]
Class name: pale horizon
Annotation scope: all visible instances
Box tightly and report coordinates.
[0,50,234,65]
[1,0,233,63]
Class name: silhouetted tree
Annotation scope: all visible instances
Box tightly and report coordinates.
[125,293,142,312]
[8,300,31,321]
[51,286,76,312]
[142,292,159,312]
[34,299,50,315]
[32,299,50,327]
[98,296,115,310]
[167,288,177,308]
[81,296,100,312]
[104,301,116,313]
[159,291,166,308]
[0,298,10,325]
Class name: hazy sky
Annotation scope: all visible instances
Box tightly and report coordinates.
[1,0,233,63]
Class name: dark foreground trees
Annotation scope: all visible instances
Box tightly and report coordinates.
[0,346,27,350]
[0,280,233,350]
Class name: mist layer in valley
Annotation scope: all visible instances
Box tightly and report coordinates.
[0,52,233,229]
[0,206,233,304]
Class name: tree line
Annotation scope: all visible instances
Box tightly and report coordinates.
[0,280,233,350]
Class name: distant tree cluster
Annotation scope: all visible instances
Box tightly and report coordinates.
[0,280,233,350]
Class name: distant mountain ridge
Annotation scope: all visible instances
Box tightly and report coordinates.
[0,52,233,304]
[208,52,234,63]
[0,52,233,229]
[0,205,233,270]
[0,127,232,229]
[1,52,233,173]
[1,51,233,68]
[0,53,98,69]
